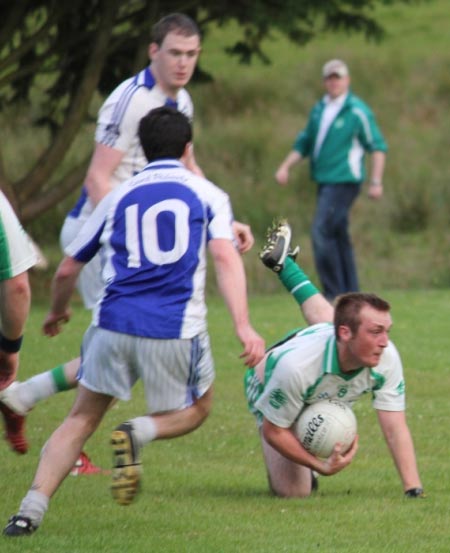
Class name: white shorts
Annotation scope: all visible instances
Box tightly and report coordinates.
[0,191,37,281]
[78,325,215,412]
[60,215,103,309]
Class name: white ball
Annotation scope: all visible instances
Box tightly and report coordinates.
[294,399,357,458]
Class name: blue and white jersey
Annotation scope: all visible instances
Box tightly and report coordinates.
[64,160,234,339]
[68,67,194,223]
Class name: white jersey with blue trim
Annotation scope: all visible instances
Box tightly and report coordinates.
[64,160,234,340]
[68,67,193,222]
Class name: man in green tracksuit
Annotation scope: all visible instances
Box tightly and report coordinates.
[275,59,387,301]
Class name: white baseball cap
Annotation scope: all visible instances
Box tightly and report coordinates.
[322,59,349,78]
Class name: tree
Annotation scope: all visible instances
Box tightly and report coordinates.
[0,0,422,222]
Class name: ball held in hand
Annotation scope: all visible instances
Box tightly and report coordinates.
[294,399,357,458]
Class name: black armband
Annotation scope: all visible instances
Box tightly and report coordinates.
[0,332,23,353]
[404,487,425,498]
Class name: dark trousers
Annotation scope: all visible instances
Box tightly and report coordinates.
[311,183,361,301]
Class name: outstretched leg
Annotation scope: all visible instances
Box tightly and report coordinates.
[260,218,334,325]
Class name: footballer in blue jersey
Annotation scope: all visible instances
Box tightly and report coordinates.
[0,14,252,475]
[3,107,265,537]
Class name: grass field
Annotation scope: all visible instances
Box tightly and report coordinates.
[1,290,449,552]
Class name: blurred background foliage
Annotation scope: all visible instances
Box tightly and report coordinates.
[0,0,448,293]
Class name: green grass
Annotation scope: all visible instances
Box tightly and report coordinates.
[1,289,449,552]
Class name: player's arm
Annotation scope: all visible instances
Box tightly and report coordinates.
[262,418,358,476]
[43,193,111,336]
[84,143,125,206]
[300,294,334,325]
[42,256,84,337]
[275,151,303,186]
[376,409,424,496]
[208,238,265,367]
[183,143,205,177]
[367,150,386,199]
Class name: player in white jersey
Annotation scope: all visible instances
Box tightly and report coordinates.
[244,219,424,499]
[0,191,37,454]
[61,65,196,308]
[0,13,253,469]
[3,106,265,537]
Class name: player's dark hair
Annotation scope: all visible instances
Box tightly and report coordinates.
[139,106,192,162]
[151,13,200,46]
[334,292,390,339]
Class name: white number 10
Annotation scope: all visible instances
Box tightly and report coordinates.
[125,199,190,267]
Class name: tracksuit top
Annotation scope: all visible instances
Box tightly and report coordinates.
[293,92,387,185]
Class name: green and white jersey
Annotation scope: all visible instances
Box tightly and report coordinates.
[0,191,37,281]
[245,323,405,428]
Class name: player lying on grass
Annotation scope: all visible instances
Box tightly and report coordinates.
[3,107,265,537]
[244,219,425,498]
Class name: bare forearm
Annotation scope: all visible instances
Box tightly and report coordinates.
[213,247,250,331]
[385,428,421,490]
[50,258,82,315]
[84,143,124,206]
[184,144,205,177]
[210,239,265,366]
[263,420,358,476]
[377,410,422,491]
[50,274,77,316]
[85,173,112,206]
[370,151,385,183]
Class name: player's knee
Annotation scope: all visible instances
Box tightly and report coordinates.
[267,474,312,499]
[66,409,102,439]
[194,388,213,422]
[5,273,31,301]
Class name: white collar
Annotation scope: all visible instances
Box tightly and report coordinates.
[324,92,348,107]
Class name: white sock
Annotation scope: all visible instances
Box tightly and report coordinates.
[18,490,49,527]
[129,416,158,448]
[17,372,58,410]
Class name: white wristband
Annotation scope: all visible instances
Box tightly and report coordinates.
[370,178,382,186]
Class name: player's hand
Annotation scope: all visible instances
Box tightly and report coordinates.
[404,487,426,499]
[42,310,71,337]
[237,326,265,367]
[232,221,254,254]
[320,435,359,476]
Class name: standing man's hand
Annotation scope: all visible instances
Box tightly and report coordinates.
[275,166,290,186]
[275,151,302,187]
[368,181,384,200]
